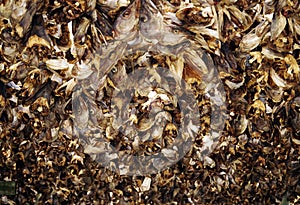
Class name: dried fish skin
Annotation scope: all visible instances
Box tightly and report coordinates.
[290,97,300,136]
[0,42,19,63]
[63,0,86,20]
[284,54,300,81]
[214,1,258,42]
[94,6,114,37]
[225,5,253,30]
[270,67,288,88]
[12,0,44,38]
[46,59,70,71]
[73,17,91,43]
[270,11,286,41]
[29,97,50,116]
[97,0,130,11]
[176,6,212,24]
[239,24,265,53]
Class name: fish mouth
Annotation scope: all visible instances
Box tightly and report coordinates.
[133,0,141,17]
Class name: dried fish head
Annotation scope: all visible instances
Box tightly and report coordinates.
[107,61,127,88]
[113,0,140,39]
[139,0,164,40]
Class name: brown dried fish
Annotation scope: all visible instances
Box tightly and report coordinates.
[1,0,300,204]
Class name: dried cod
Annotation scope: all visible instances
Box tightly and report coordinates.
[0,0,299,204]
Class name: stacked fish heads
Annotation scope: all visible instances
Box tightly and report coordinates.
[73,0,227,171]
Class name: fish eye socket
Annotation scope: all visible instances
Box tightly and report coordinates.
[140,15,148,22]
[111,67,118,73]
[123,10,131,18]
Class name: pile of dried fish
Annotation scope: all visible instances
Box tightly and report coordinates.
[0,0,299,204]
